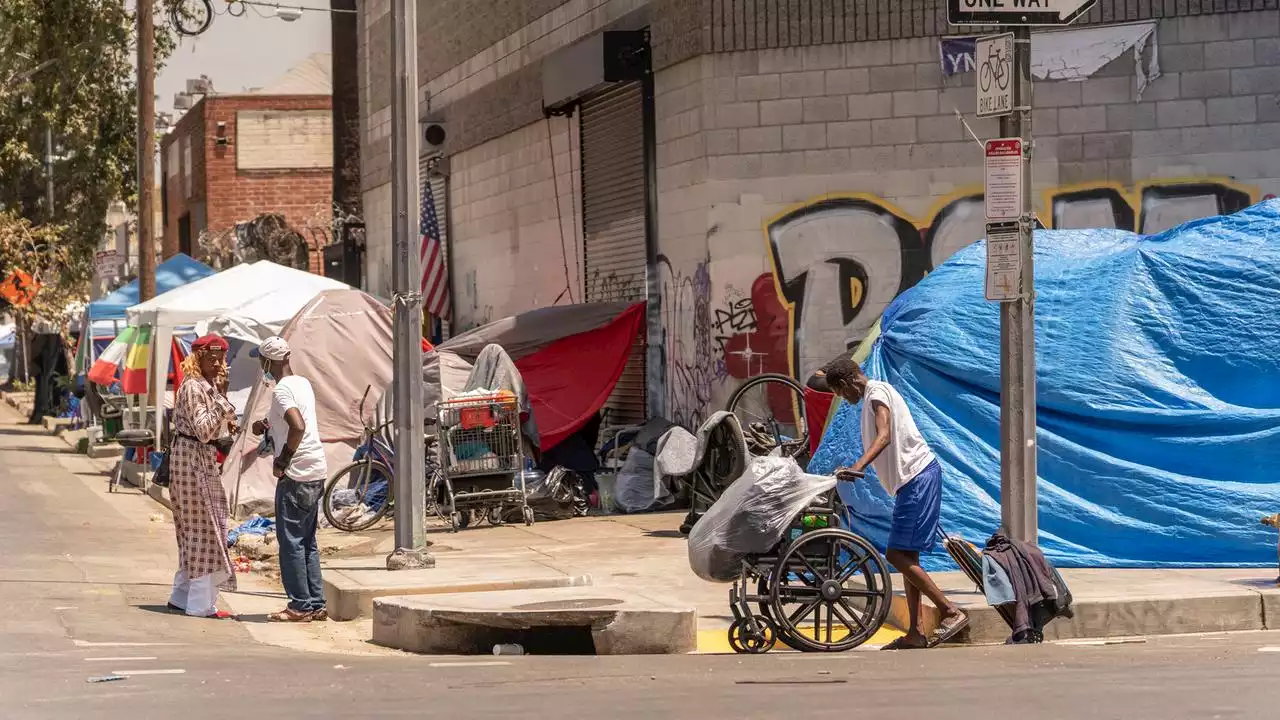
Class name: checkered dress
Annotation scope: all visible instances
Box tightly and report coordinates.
[170,376,237,590]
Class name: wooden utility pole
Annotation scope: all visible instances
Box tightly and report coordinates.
[137,0,157,301]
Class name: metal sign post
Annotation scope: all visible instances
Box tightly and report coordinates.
[953,0,1099,544]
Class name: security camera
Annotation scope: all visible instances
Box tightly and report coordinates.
[276,7,303,21]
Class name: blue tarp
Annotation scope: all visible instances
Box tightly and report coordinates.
[811,199,1280,570]
[86,253,215,321]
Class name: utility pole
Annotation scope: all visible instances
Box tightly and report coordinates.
[385,0,433,570]
[136,0,157,302]
[998,26,1037,544]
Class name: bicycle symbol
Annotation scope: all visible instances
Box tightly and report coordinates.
[979,42,1011,94]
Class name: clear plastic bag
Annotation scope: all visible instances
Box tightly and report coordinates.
[686,456,836,582]
[613,449,673,513]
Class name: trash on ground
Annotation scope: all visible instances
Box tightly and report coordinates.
[492,643,524,656]
[227,515,274,546]
[87,675,126,683]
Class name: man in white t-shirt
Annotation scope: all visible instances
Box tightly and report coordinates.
[250,336,329,623]
[821,354,968,650]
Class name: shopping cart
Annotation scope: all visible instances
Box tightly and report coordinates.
[436,393,534,529]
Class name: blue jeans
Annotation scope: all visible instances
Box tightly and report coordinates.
[275,478,325,612]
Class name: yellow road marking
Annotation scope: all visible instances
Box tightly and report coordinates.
[696,625,904,654]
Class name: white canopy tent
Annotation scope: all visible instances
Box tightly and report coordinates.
[125,261,347,433]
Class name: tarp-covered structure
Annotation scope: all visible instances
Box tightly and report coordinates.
[85,253,215,322]
[222,289,395,515]
[810,200,1280,570]
[126,261,348,431]
[424,302,645,452]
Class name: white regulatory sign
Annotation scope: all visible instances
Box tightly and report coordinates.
[95,249,120,277]
[985,221,1021,302]
[976,34,1014,118]
[984,138,1023,221]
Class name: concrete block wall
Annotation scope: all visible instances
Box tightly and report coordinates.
[651,10,1280,405]
[447,117,583,331]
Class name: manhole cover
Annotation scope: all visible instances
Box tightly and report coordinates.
[513,598,624,611]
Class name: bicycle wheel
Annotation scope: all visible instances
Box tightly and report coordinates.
[323,458,395,532]
[170,0,214,37]
[727,373,809,459]
[979,62,993,93]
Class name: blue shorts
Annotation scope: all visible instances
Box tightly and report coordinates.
[887,460,942,553]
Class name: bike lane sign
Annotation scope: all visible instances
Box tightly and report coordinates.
[976,33,1014,118]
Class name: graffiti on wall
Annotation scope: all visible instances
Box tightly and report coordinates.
[657,254,720,429]
[756,178,1267,383]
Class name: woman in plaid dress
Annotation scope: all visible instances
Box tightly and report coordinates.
[167,335,239,618]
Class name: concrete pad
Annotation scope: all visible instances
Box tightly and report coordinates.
[888,568,1272,644]
[87,441,123,459]
[372,585,697,655]
[324,556,593,621]
[41,416,73,433]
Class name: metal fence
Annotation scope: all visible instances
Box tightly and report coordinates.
[707,0,1280,51]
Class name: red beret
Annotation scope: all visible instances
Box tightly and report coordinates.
[192,334,229,352]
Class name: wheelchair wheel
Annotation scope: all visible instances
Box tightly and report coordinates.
[728,616,778,654]
[768,529,893,652]
[727,373,809,459]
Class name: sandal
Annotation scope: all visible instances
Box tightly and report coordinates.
[881,635,929,651]
[268,608,314,623]
[309,608,329,621]
[929,611,970,647]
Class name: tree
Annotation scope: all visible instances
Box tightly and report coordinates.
[0,1,182,311]
[0,1,181,395]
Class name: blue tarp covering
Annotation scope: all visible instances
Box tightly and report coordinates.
[86,253,215,321]
[811,200,1280,570]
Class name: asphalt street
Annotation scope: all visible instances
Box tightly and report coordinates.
[2,405,1280,719]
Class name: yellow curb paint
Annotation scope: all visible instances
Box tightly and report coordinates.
[696,625,904,654]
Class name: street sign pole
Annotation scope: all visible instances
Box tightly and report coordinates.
[386,0,434,571]
[999,26,1037,544]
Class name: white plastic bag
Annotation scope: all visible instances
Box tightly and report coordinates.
[686,456,836,582]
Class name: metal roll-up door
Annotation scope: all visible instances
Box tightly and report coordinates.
[581,81,648,426]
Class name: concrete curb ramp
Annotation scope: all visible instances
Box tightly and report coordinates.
[323,559,594,621]
[889,568,1280,644]
[372,586,697,655]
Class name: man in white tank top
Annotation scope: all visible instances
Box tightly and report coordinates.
[820,354,969,650]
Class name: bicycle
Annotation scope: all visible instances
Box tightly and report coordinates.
[322,385,449,532]
[726,373,810,460]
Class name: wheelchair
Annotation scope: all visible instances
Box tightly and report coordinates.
[664,412,894,653]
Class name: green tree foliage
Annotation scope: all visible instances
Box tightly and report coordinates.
[0,0,181,320]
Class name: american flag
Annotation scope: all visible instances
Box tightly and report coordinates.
[420,179,450,318]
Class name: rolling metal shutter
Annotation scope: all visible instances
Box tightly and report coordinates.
[581,81,648,426]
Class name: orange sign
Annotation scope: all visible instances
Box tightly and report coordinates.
[0,269,39,306]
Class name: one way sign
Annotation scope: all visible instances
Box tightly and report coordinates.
[948,0,1097,26]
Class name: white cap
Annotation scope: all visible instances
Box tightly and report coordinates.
[257,336,291,362]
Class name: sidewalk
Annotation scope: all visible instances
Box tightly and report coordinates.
[11,390,1279,654]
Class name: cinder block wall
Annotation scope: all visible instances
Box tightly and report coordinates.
[651,11,1280,405]
[448,117,583,330]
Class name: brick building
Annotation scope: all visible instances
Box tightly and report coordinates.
[160,93,334,272]
[358,0,1280,426]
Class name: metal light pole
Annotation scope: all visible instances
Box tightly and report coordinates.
[998,26,1038,544]
[44,125,54,216]
[136,0,157,302]
[385,0,434,570]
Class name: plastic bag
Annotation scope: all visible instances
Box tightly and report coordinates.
[613,449,672,514]
[687,456,836,582]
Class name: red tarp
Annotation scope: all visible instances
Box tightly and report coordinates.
[804,386,835,457]
[512,303,644,451]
